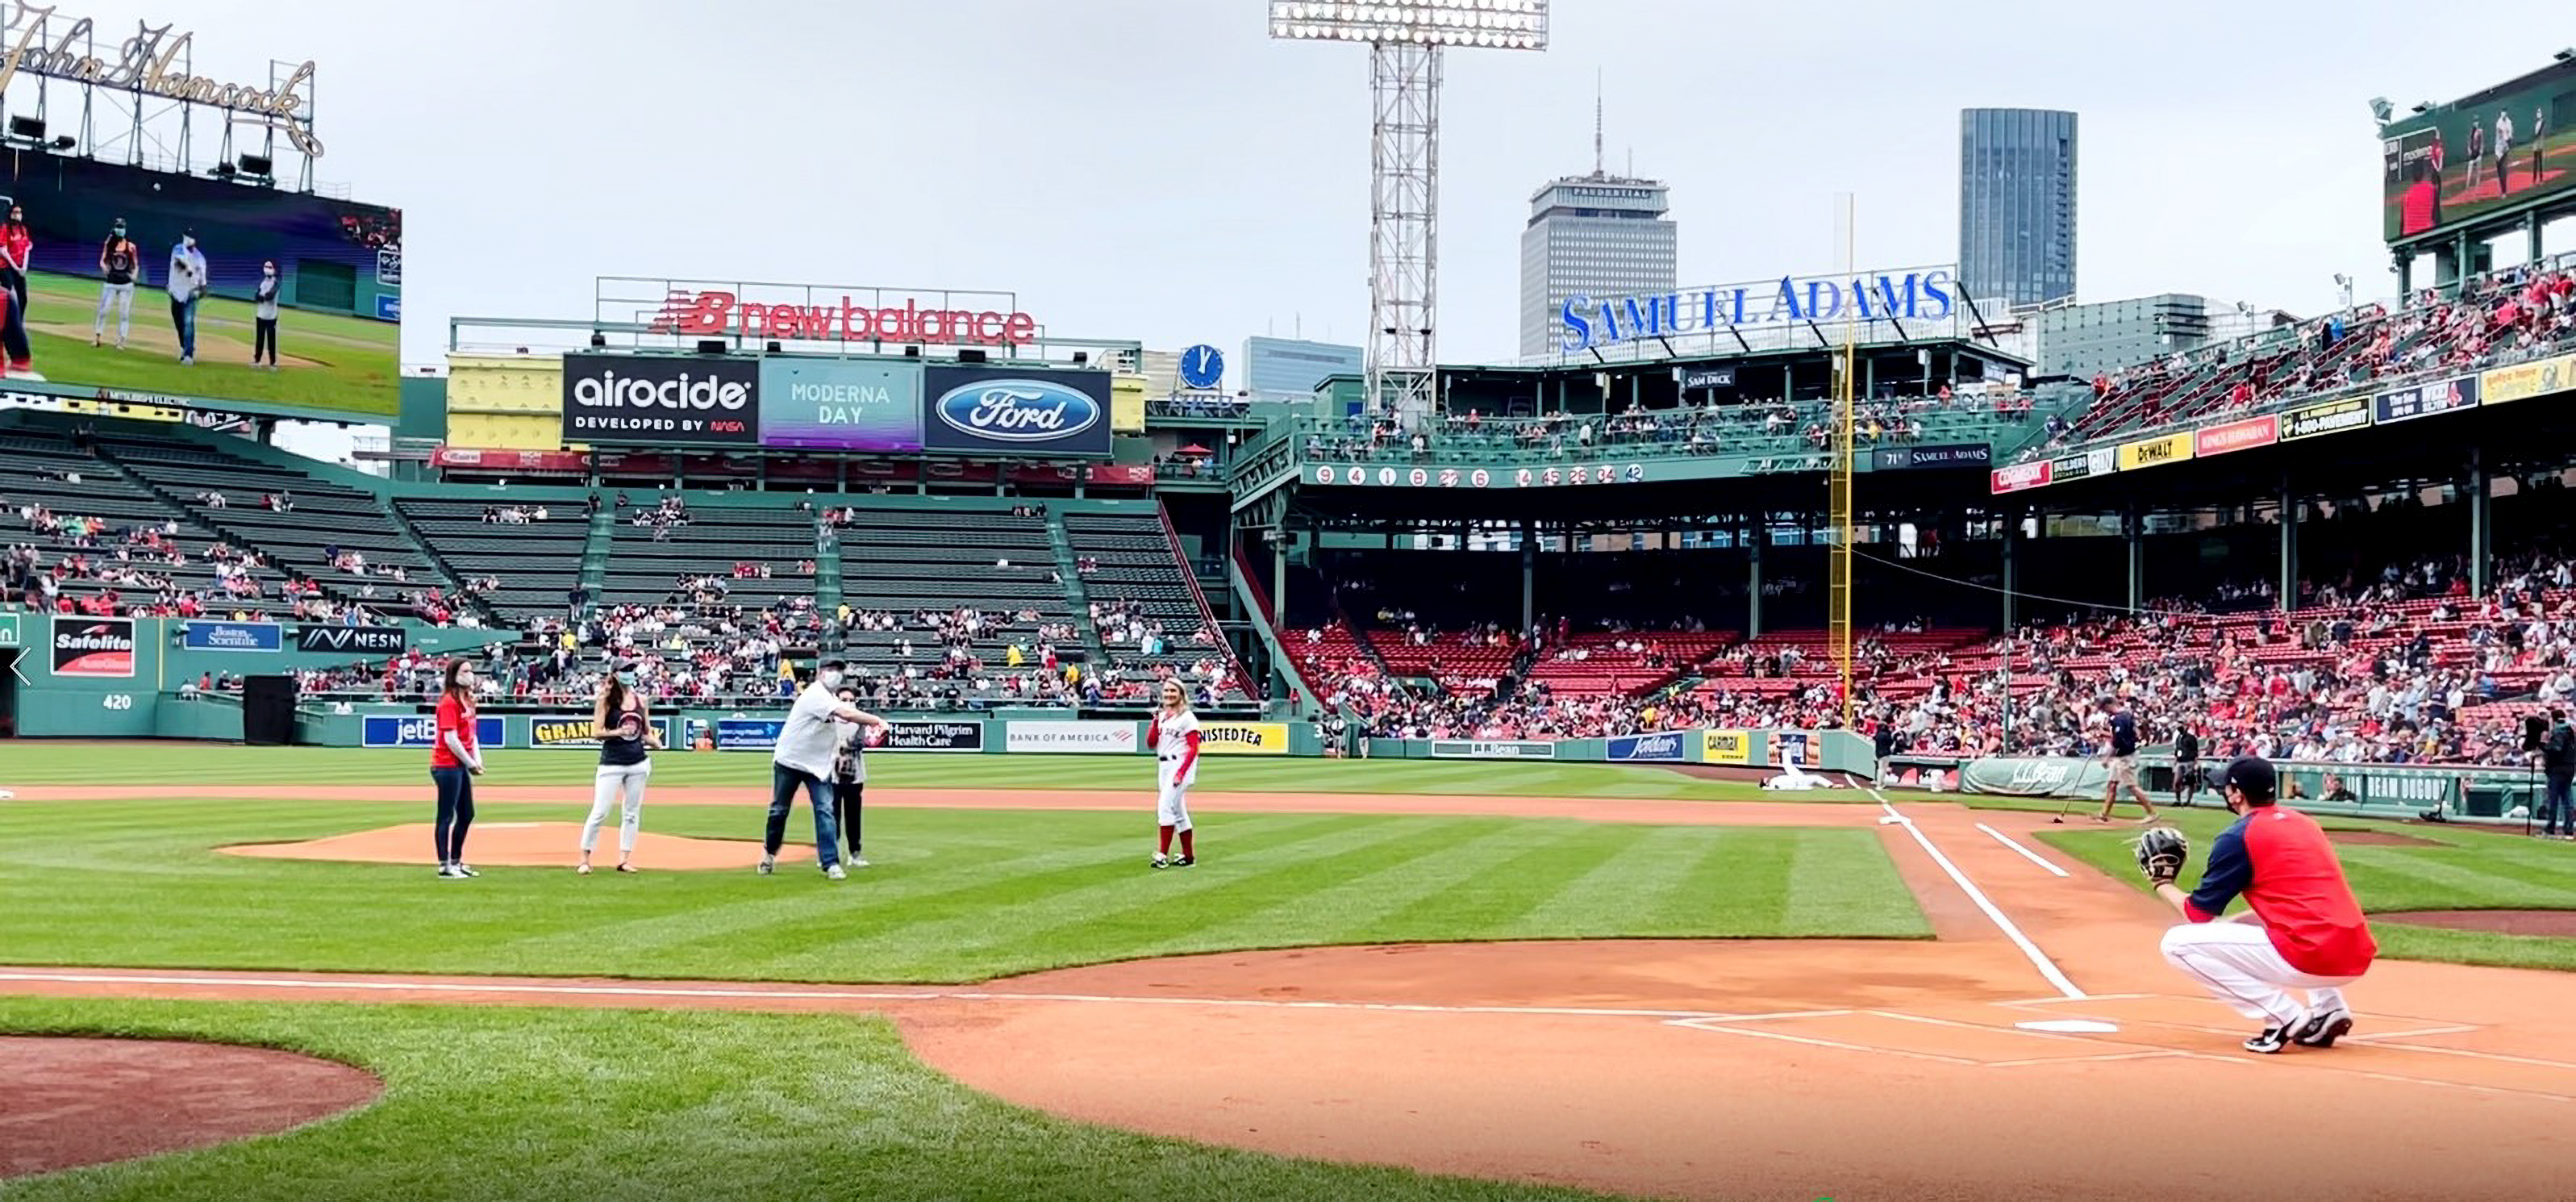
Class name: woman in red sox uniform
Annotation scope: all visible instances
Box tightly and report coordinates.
[1147,678,1200,869]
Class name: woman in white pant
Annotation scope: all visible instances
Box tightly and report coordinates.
[578,664,661,874]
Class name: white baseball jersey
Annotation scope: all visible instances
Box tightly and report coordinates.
[1153,710,1202,790]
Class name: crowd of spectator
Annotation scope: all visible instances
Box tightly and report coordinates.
[1299,385,2038,466]
[2028,258,2576,460]
[1287,539,2576,772]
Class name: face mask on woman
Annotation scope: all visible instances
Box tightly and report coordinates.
[615,670,636,687]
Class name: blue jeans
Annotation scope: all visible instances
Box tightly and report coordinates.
[2544,774,2573,835]
[765,764,839,867]
[431,767,474,863]
[169,294,198,358]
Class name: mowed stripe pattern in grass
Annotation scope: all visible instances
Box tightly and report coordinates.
[0,800,1929,983]
[0,742,1873,802]
[0,999,1626,1202]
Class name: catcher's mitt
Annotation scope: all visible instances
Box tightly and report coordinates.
[2135,827,2188,886]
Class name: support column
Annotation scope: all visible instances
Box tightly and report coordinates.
[2000,509,2020,630]
[1746,521,1765,638]
[2125,501,2145,612]
[1519,520,1535,634]
[2278,476,2297,612]
[1273,533,1289,632]
[2469,448,2491,596]
[2532,211,2547,266]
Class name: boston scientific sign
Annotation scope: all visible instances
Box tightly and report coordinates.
[1560,266,1958,354]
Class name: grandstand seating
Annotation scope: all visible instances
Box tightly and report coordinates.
[1523,630,1737,697]
[0,428,296,616]
[601,502,819,608]
[832,505,1073,703]
[98,435,457,622]
[2039,258,2576,455]
[396,499,588,624]
[1062,507,1247,698]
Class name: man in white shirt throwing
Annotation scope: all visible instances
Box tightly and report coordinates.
[167,229,208,365]
[761,659,888,879]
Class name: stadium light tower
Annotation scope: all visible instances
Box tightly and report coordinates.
[1268,1,1549,424]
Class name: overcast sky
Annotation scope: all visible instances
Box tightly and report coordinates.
[135,0,2576,378]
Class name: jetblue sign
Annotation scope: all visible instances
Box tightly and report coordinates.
[1561,267,1958,354]
[920,365,1113,457]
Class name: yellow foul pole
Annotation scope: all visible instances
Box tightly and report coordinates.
[1830,194,1857,728]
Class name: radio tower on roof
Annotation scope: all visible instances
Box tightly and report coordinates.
[1593,68,1603,177]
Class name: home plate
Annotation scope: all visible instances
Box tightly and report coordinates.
[2016,1019,2121,1033]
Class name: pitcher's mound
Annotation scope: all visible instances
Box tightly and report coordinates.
[2,1036,380,1179]
[220,822,769,870]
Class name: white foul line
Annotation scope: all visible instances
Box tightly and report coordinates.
[0,970,1744,1021]
[1974,822,2070,877]
[1871,791,2086,1000]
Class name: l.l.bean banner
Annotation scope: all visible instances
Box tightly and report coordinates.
[1197,721,1289,755]
[2482,353,2576,406]
[1701,728,1753,764]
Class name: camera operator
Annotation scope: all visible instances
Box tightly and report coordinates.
[2541,707,2574,840]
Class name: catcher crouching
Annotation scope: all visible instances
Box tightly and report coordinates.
[2137,756,2379,1054]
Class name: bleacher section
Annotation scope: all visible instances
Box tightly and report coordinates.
[601,503,819,609]
[100,435,457,622]
[396,499,588,624]
[1063,508,1247,699]
[0,429,296,616]
[832,505,1072,703]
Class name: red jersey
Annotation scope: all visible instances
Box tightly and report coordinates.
[430,692,477,770]
[2183,805,2377,977]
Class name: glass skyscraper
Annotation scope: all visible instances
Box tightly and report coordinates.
[1957,108,2078,309]
[1519,173,1677,361]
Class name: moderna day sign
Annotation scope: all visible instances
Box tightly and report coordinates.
[1561,266,1959,354]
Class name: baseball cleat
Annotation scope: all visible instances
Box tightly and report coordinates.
[452,863,478,878]
[2292,1009,2353,1048]
[2243,1025,2293,1054]
[757,855,775,875]
[436,864,460,879]
[1169,855,1195,868]
[1151,854,1169,869]
[824,864,846,880]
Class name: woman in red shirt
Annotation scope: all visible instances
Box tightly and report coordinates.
[430,657,486,879]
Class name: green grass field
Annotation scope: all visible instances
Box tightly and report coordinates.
[0,741,1883,799]
[20,269,398,414]
[0,997,1622,1202]
[1,742,2567,1200]
[0,797,1926,982]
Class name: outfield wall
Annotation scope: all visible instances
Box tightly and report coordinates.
[1,615,515,738]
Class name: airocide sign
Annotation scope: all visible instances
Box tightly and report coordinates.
[560,353,760,446]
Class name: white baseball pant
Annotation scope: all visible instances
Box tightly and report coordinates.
[2159,920,2354,1027]
[94,282,134,342]
[1157,779,1193,832]
[582,762,652,856]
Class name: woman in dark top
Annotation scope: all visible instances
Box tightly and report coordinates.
[577,662,661,874]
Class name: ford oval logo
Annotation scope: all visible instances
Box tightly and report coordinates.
[932,378,1101,442]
